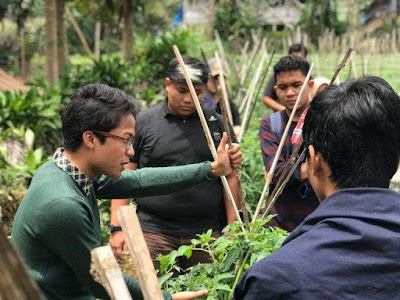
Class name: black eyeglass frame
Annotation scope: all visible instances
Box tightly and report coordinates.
[92,130,134,150]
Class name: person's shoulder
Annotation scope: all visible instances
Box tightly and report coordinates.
[235,252,297,299]
[137,101,165,121]
[28,161,86,206]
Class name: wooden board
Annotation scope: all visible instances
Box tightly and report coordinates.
[90,246,132,300]
[118,205,163,300]
[0,227,45,300]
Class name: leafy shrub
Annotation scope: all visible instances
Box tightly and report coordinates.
[158,218,288,300]
[0,82,62,154]
[60,55,134,97]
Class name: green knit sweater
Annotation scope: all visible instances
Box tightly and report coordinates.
[11,160,214,300]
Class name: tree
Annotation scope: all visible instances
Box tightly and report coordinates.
[122,0,133,59]
[56,0,67,76]
[45,0,58,85]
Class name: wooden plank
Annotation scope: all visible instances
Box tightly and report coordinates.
[118,206,163,300]
[0,227,45,300]
[90,246,132,300]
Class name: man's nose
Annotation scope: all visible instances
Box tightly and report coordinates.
[286,87,296,96]
[182,93,193,103]
[126,145,134,157]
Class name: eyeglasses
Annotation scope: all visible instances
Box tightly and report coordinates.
[92,130,134,150]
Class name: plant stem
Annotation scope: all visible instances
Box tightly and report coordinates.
[192,247,217,264]
[227,248,252,299]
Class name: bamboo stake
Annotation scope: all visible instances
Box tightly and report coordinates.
[173,45,244,229]
[252,64,314,222]
[241,49,276,141]
[200,49,233,146]
[238,85,250,114]
[214,30,231,75]
[65,7,94,59]
[238,51,268,143]
[201,49,250,223]
[261,148,306,219]
[330,48,353,85]
[266,141,302,203]
[242,38,265,87]
[90,246,132,300]
[118,206,163,300]
[240,41,250,68]
[215,52,233,125]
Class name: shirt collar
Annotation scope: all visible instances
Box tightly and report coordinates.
[53,147,92,196]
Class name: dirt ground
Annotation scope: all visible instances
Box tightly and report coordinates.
[0,69,29,92]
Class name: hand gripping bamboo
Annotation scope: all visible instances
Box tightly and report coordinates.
[172,45,244,231]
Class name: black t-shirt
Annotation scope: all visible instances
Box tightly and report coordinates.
[263,73,278,101]
[130,99,236,235]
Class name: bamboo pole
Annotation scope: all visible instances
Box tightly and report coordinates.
[241,38,265,87]
[173,45,244,229]
[200,49,233,145]
[118,206,163,300]
[238,52,268,143]
[214,30,231,75]
[201,49,249,223]
[252,64,314,222]
[215,52,233,125]
[90,246,132,300]
[241,49,276,141]
[65,7,94,59]
[330,48,353,85]
[261,148,306,219]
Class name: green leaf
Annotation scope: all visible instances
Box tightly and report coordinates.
[177,245,193,259]
[220,247,241,272]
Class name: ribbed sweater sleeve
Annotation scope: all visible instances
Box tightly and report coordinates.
[94,161,214,199]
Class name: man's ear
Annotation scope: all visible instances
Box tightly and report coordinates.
[308,145,323,177]
[308,79,315,90]
[164,77,171,92]
[82,131,95,149]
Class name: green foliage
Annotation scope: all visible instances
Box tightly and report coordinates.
[0,82,62,154]
[239,128,265,216]
[300,0,346,45]
[215,0,260,41]
[132,29,199,91]
[60,28,198,102]
[158,218,288,300]
[0,36,19,71]
[60,55,134,96]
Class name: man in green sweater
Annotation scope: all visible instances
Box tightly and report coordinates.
[11,83,243,300]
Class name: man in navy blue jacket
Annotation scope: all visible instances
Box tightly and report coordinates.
[233,76,400,299]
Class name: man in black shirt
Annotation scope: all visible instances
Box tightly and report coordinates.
[110,56,241,271]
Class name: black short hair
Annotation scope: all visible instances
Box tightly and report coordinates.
[61,84,139,152]
[303,76,400,188]
[289,43,308,57]
[273,55,310,80]
[167,56,209,85]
